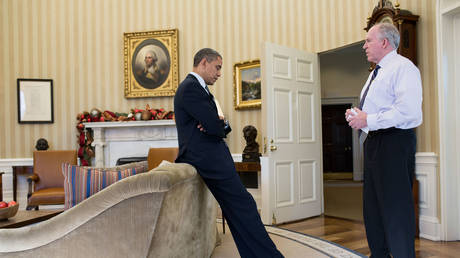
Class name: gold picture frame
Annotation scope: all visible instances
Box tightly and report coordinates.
[233,60,261,110]
[124,29,179,98]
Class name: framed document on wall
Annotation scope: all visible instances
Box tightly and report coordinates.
[17,78,54,124]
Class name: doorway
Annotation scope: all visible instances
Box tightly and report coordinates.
[322,103,353,180]
[319,40,368,181]
[319,41,369,221]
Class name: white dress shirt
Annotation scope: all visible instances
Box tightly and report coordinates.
[190,72,208,94]
[362,50,423,131]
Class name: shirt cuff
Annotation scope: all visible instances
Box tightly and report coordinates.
[366,113,377,131]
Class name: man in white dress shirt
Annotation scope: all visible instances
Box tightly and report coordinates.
[346,23,422,258]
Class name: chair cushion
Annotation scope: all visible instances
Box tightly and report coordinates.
[28,187,65,206]
[62,161,148,209]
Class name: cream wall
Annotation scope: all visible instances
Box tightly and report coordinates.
[0,0,438,159]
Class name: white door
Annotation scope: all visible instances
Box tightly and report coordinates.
[260,42,323,224]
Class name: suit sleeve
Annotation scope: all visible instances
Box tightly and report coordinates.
[181,84,226,139]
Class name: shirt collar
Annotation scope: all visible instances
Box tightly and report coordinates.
[190,72,207,91]
[377,50,397,69]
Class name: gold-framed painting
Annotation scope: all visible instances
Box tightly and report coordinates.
[233,59,261,110]
[124,29,179,98]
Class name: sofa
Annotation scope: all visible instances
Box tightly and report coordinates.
[0,162,218,258]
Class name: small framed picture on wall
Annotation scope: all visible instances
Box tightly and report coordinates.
[17,78,54,124]
[233,60,261,110]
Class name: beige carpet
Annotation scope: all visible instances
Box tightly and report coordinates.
[324,180,363,221]
[211,220,365,258]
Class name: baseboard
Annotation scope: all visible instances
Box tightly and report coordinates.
[419,215,441,241]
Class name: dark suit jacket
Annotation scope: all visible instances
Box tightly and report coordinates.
[174,74,235,179]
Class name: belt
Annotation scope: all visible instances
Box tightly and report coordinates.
[367,127,401,138]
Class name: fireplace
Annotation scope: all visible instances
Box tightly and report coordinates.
[83,120,178,167]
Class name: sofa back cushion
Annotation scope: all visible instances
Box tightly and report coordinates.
[62,161,148,209]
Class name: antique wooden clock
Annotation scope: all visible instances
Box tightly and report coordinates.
[365,0,419,65]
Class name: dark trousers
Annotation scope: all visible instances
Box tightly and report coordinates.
[363,128,416,258]
[202,175,283,258]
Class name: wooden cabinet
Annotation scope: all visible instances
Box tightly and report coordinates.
[365,0,419,65]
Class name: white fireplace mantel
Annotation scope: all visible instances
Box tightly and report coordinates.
[83,120,178,167]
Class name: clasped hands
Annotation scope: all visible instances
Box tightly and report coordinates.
[197,116,226,132]
[345,108,368,129]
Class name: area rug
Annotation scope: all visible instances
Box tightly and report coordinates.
[212,219,365,258]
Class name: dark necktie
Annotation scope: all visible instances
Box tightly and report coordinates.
[358,65,380,110]
[205,85,214,99]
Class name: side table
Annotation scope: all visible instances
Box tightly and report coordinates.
[0,210,62,229]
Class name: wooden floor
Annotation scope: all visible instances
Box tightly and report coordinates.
[279,215,460,258]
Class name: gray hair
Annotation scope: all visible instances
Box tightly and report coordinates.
[145,50,158,61]
[193,48,222,67]
[376,23,400,50]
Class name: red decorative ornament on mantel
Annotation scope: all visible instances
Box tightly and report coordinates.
[75,105,174,166]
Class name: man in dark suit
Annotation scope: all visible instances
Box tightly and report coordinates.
[174,48,283,258]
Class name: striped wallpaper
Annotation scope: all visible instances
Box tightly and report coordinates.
[0,0,437,158]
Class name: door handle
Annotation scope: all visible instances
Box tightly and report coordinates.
[269,139,277,151]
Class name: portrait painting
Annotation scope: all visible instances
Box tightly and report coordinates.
[124,29,179,98]
[233,60,261,110]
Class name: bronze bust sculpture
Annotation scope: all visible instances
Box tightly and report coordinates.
[35,138,49,151]
[242,125,261,162]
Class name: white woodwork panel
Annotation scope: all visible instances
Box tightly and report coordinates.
[299,160,316,203]
[418,174,428,209]
[298,91,314,142]
[415,152,440,240]
[274,89,293,142]
[275,161,294,208]
[297,59,313,83]
[272,54,291,79]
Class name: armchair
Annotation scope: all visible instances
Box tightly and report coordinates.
[27,150,77,210]
[147,147,178,170]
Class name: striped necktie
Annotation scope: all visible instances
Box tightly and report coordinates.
[359,65,381,110]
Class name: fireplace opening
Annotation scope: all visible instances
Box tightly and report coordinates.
[116,157,147,166]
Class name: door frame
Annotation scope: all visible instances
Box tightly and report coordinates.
[437,0,460,240]
[322,97,362,181]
